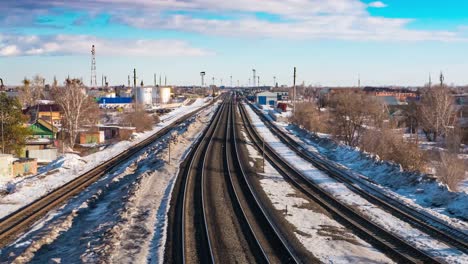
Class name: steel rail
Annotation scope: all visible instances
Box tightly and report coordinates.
[0,98,216,249]
[238,102,441,264]
[248,102,468,255]
[228,99,300,263]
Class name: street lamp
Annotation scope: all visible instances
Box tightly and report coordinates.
[200,72,206,87]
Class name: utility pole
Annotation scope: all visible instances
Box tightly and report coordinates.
[440,71,444,87]
[258,76,260,88]
[128,75,130,87]
[154,73,157,86]
[200,72,206,87]
[230,75,233,87]
[165,76,167,86]
[212,77,215,86]
[133,68,137,107]
[159,75,162,86]
[273,76,276,87]
[293,67,297,114]
[252,69,256,88]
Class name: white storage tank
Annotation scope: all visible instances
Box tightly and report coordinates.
[160,87,172,104]
[136,86,153,105]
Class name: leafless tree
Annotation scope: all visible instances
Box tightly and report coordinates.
[120,104,158,133]
[290,101,328,134]
[329,92,384,146]
[51,78,99,148]
[435,152,467,191]
[419,85,457,142]
[18,75,45,107]
[360,126,427,172]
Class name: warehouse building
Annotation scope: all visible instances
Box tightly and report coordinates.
[256,91,278,106]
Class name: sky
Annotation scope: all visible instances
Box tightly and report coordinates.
[1,0,468,87]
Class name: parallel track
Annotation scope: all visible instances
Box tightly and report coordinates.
[169,96,299,263]
[238,102,441,264]
[226,100,299,263]
[0,99,215,249]
[248,102,468,255]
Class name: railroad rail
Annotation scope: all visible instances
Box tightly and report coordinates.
[167,96,299,263]
[247,101,468,255]
[227,99,299,263]
[0,98,217,248]
[238,102,441,264]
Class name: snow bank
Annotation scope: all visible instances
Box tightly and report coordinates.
[245,103,468,263]
[240,128,394,263]
[280,122,468,222]
[0,98,211,219]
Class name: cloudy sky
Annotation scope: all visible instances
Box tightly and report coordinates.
[1,0,468,86]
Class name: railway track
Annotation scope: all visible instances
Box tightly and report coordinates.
[238,102,441,264]
[247,101,468,255]
[0,98,216,249]
[167,95,298,263]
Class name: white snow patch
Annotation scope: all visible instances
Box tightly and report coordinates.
[244,103,468,263]
[0,98,212,219]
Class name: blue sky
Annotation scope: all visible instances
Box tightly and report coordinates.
[1,0,467,87]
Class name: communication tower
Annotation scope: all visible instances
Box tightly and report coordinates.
[90,45,97,87]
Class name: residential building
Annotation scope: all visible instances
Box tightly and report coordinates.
[24,104,62,127]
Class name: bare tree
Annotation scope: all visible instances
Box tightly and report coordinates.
[419,85,456,142]
[360,125,427,172]
[120,104,158,133]
[18,75,45,107]
[290,101,328,134]
[435,152,467,191]
[329,92,384,146]
[51,78,99,148]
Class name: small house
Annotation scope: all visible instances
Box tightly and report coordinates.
[24,104,62,127]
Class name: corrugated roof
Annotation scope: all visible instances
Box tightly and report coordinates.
[98,97,133,104]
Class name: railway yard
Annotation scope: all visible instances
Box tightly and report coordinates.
[0,92,467,263]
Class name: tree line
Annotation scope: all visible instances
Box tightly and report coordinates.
[290,84,466,191]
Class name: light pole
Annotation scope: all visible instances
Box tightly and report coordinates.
[293,67,297,115]
[200,72,206,87]
[252,69,256,88]
[273,76,276,87]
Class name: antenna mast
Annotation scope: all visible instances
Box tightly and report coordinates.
[90,45,97,87]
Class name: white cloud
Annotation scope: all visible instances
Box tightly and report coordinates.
[0,34,211,57]
[368,1,387,8]
[0,45,21,56]
[0,0,465,42]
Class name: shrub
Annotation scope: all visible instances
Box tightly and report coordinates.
[360,127,427,172]
[435,152,467,191]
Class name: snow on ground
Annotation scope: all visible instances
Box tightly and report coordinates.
[240,128,394,263]
[93,103,218,264]
[0,101,220,263]
[269,115,468,224]
[0,98,211,219]
[244,103,468,263]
